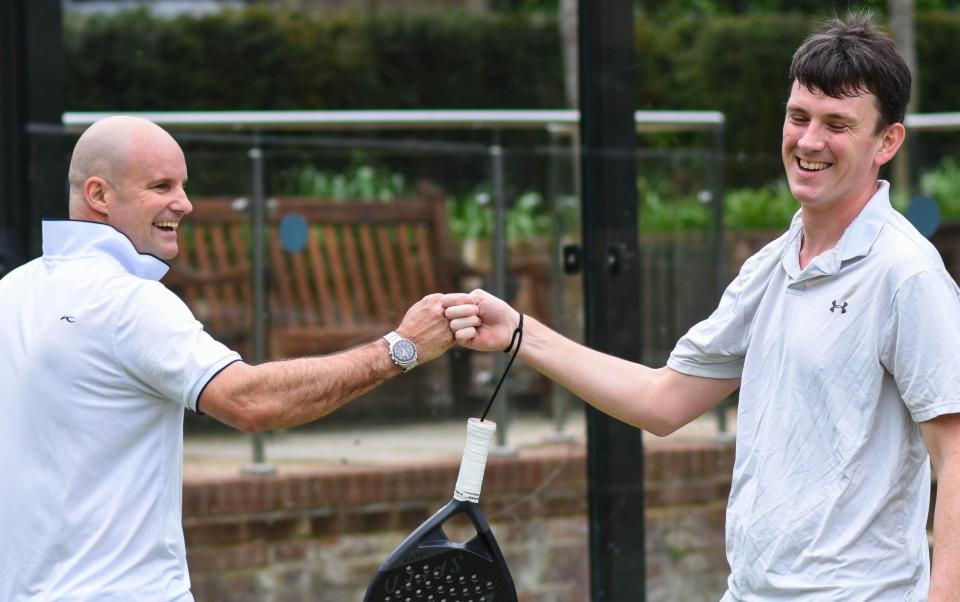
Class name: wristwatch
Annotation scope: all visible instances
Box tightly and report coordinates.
[383,331,418,372]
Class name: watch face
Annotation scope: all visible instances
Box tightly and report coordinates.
[393,340,417,363]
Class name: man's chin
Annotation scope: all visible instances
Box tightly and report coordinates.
[154,246,179,261]
[785,179,817,205]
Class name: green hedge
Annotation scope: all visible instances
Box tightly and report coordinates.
[64,8,564,110]
[64,8,960,187]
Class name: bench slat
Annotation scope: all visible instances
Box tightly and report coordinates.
[341,225,369,324]
[193,226,224,333]
[397,224,420,304]
[306,227,335,326]
[358,224,389,325]
[322,224,353,325]
[269,229,297,327]
[377,225,405,322]
[414,224,437,293]
[289,247,318,327]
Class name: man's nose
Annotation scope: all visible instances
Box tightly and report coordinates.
[175,188,193,215]
[797,122,826,152]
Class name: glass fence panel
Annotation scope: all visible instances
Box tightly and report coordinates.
[29,122,736,599]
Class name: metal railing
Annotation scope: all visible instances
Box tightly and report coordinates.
[63,109,727,466]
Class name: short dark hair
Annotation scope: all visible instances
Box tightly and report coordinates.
[789,11,912,135]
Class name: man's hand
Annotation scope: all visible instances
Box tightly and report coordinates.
[395,293,455,365]
[441,289,519,352]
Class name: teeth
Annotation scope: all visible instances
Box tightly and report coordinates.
[153,221,179,231]
[799,159,829,171]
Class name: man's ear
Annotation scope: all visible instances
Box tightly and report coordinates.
[875,122,906,168]
[83,176,111,217]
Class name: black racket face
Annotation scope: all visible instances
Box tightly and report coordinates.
[364,499,517,602]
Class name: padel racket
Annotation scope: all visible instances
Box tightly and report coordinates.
[362,417,518,602]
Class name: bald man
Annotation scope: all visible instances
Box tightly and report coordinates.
[0,116,455,601]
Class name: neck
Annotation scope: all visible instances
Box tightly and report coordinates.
[797,182,878,269]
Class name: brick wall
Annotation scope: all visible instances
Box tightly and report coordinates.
[183,441,734,602]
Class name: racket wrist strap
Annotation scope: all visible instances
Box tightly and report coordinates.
[480,313,523,422]
[502,312,523,354]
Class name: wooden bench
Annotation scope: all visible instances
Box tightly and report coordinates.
[164,183,474,356]
[163,183,551,413]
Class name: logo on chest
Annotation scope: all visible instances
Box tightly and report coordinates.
[829,300,848,314]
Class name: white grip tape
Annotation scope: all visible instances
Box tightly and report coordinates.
[453,418,497,503]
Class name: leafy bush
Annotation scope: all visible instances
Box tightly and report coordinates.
[275,162,555,241]
[63,8,563,111]
[920,156,960,221]
[725,179,797,231]
[263,157,960,241]
[275,157,409,200]
[446,190,552,242]
[638,176,711,233]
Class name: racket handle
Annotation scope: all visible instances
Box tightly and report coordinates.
[453,418,497,503]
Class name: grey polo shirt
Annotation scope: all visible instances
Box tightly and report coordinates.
[669,181,960,601]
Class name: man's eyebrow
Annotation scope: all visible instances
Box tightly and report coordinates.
[145,176,188,186]
[785,105,858,122]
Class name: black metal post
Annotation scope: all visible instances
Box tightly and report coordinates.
[1,0,66,273]
[579,2,646,601]
[243,141,276,476]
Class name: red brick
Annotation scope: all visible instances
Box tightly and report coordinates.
[184,521,251,546]
[270,539,313,563]
[187,541,266,571]
[182,440,739,601]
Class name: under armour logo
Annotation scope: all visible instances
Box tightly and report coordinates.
[830,300,848,314]
[59,315,76,323]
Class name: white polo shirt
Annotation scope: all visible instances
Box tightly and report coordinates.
[0,221,240,601]
[669,181,960,601]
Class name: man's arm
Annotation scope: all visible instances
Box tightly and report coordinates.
[198,293,453,432]
[443,290,739,436]
[921,412,960,601]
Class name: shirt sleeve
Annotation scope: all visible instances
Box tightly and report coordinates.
[111,281,241,412]
[880,269,960,423]
[667,268,750,379]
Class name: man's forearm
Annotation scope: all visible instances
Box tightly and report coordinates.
[257,339,400,428]
[517,316,739,436]
[202,339,401,431]
[930,466,960,601]
[921,414,960,601]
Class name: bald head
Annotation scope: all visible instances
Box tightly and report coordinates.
[68,116,179,219]
[66,116,192,259]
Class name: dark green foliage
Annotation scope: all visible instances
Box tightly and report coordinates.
[662,14,811,184]
[915,11,960,114]
[64,8,564,111]
[64,7,960,190]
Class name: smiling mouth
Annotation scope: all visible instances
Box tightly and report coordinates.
[153,221,179,233]
[797,158,831,172]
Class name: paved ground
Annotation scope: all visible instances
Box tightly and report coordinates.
[183,405,737,480]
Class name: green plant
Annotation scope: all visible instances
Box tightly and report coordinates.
[920,156,960,221]
[274,157,409,200]
[638,176,712,233]
[446,190,492,240]
[507,192,552,240]
[275,162,556,241]
[724,179,797,230]
[446,189,554,242]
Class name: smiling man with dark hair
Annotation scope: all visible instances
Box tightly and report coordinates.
[444,13,960,601]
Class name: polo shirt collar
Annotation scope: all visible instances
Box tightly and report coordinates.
[782,180,891,281]
[42,220,170,281]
